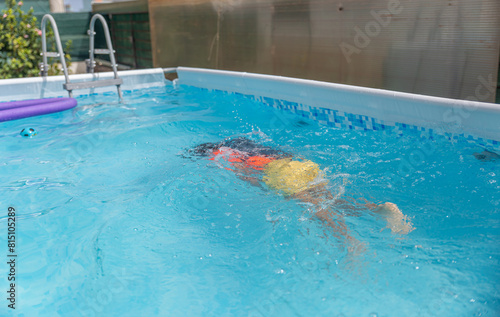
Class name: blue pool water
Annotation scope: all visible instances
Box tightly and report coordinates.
[0,84,499,316]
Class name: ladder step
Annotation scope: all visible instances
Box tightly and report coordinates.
[43,52,60,58]
[94,48,113,55]
[63,78,123,91]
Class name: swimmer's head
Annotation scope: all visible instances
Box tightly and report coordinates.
[189,141,223,156]
[187,137,291,159]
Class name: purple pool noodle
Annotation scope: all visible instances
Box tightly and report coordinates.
[0,98,65,110]
[0,98,77,122]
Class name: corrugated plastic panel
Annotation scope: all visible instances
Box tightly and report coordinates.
[149,0,500,103]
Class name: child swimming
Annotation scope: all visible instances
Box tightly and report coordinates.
[188,137,414,249]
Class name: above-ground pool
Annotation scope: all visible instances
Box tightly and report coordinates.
[0,69,499,316]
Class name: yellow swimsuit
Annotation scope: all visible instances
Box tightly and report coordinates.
[263,158,324,196]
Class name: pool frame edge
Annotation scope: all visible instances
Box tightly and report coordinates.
[176,67,500,148]
[0,68,169,102]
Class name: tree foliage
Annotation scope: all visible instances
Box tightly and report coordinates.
[0,0,71,79]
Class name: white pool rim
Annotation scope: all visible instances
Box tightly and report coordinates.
[0,67,498,146]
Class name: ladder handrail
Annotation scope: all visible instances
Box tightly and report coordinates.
[40,14,72,97]
[87,14,123,101]
[39,14,123,102]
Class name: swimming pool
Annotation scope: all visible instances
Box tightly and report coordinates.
[1,69,499,316]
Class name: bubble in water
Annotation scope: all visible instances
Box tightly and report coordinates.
[369,313,378,317]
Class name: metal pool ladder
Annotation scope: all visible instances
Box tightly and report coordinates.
[40,14,123,102]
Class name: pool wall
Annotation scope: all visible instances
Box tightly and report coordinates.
[176,67,500,148]
[0,68,168,102]
[1,67,499,149]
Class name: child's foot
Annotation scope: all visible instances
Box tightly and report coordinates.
[374,202,414,234]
